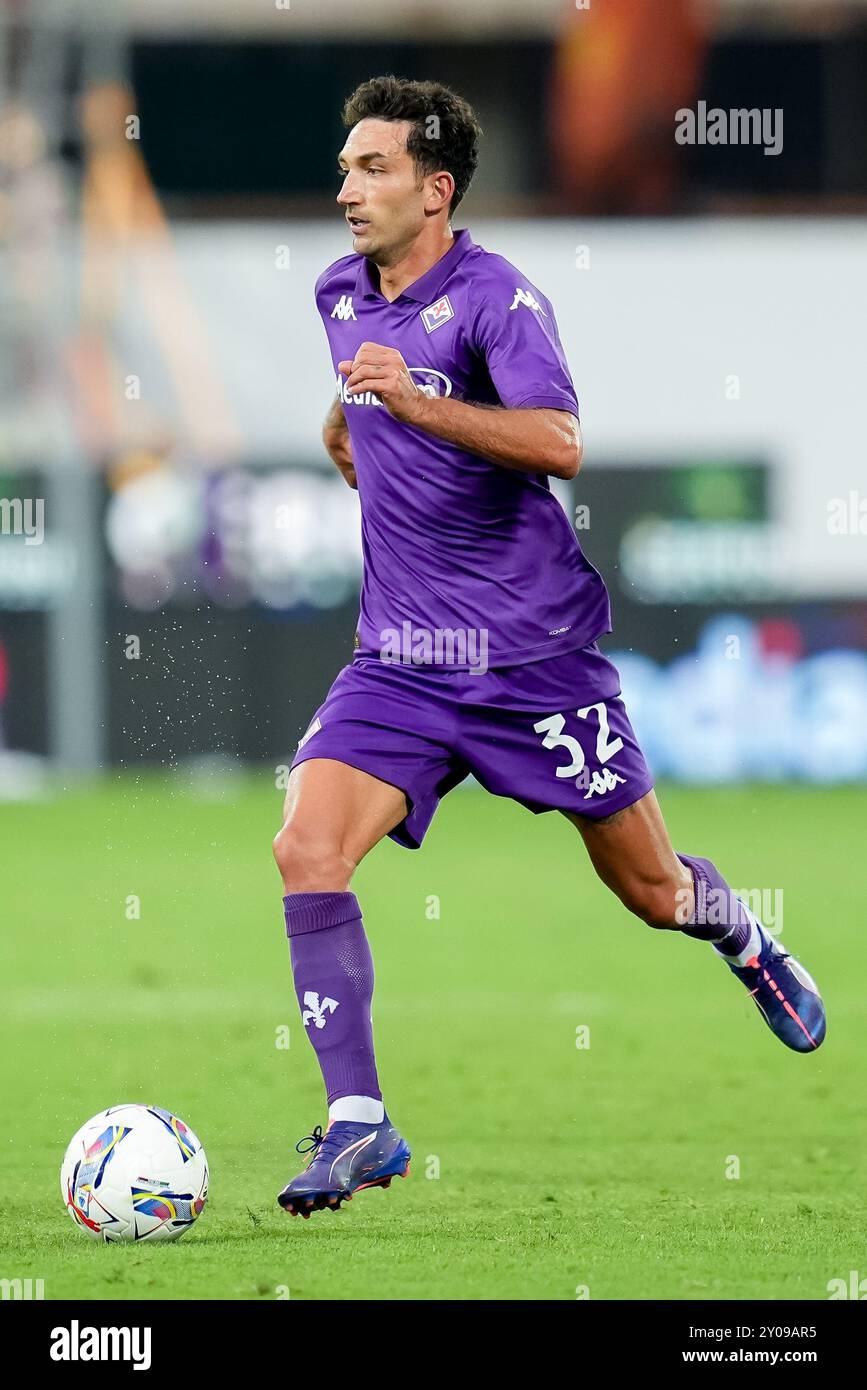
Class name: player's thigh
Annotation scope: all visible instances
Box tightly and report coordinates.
[563,789,692,927]
[275,756,409,881]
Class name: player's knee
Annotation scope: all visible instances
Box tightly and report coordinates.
[272,821,354,894]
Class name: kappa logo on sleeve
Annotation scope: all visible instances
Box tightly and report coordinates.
[509,287,547,315]
[420,295,455,333]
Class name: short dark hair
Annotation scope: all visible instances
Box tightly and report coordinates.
[341,75,481,213]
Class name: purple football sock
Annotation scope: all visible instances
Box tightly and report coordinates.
[676,854,756,956]
[283,891,382,1105]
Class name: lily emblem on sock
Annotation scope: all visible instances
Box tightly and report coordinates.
[302,991,340,1029]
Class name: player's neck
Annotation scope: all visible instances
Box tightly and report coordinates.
[374,227,455,303]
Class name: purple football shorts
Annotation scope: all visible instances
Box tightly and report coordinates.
[290,642,654,848]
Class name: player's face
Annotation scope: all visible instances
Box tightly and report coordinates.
[336,118,427,262]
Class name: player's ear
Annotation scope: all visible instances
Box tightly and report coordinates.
[427,171,455,215]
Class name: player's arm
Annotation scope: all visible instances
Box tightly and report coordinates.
[338,344,581,479]
[322,395,357,489]
[405,396,581,480]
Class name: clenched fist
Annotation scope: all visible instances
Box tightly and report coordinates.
[338,342,424,424]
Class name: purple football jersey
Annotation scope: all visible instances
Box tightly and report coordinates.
[316,227,611,669]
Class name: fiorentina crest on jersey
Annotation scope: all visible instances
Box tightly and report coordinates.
[420,294,454,333]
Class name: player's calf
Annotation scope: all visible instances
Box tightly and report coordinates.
[570,794,696,931]
[609,867,694,932]
[573,801,826,1053]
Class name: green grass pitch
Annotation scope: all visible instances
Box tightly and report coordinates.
[1,775,864,1300]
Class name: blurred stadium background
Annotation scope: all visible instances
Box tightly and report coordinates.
[2,0,867,1302]
[1,0,866,784]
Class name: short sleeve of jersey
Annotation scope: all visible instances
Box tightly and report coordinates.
[468,274,580,417]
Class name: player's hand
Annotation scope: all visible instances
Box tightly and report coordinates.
[338,343,423,424]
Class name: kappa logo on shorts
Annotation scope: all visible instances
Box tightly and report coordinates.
[297,717,321,751]
[420,294,455,333]
[580,767,627,799]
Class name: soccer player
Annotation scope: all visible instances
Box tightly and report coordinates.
[274,76,826,1217]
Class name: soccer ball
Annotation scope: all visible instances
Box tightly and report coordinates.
[60,1104,208,1243]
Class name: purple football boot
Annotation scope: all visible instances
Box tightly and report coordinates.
[724,926,826,1053]
[278,1115,411,1218]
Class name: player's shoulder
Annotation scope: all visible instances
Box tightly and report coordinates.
[458,239,554,319]
[314,253,360,306]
